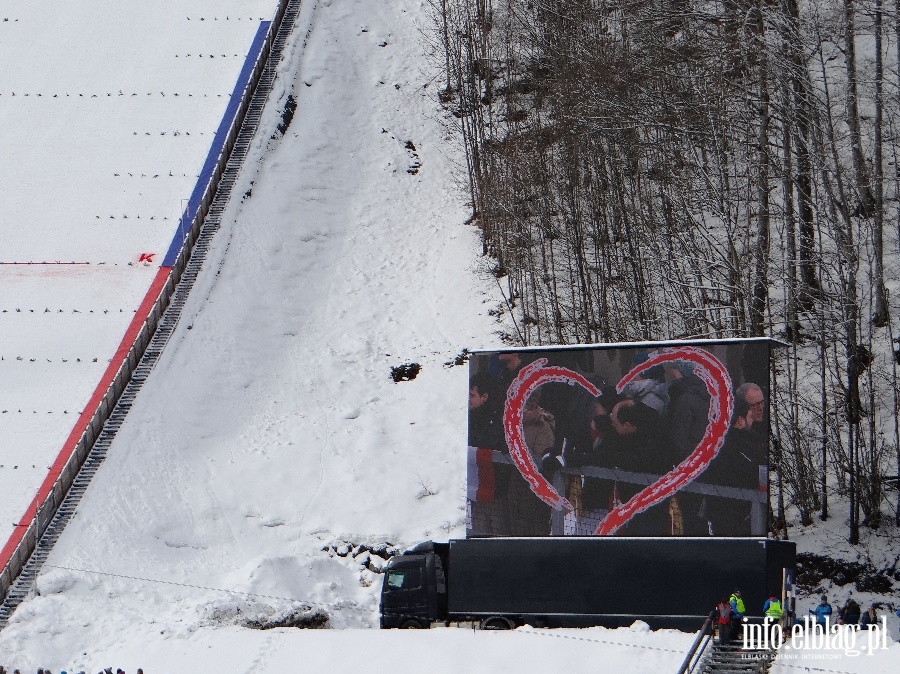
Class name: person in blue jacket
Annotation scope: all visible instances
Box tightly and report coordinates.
[809,594,833,627]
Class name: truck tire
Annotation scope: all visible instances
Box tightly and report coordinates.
[480,616,513,630]
[400,619,426,629]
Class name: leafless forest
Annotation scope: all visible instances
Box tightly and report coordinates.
[432,0,900,542]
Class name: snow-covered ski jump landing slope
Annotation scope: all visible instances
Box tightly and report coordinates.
[0,0,280,582]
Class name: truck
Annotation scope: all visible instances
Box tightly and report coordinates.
[379,537,796,630]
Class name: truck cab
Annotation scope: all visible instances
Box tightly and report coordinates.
[379,541,448,628]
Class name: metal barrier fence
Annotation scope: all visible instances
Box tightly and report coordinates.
[467,449,768,537]
[0,0,294,605]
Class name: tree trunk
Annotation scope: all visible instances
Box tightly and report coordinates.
[872,0,889,326]
[750,2,771,336]
[783,0,819,299]
[843,0,876,217]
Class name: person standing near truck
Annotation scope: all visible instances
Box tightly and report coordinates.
[730,589,746,639]
[716,597,732,643]
[763,593,783,641]
[764,593,783,620]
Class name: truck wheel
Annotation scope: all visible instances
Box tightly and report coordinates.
[400,619,424,629]
[480,617,512,630]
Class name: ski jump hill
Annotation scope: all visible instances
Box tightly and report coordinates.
[0,0,296,614]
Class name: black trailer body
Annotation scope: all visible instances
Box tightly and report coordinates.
[380,537,796,630]
[447,537,794,628]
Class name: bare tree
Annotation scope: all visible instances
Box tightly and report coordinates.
[436,0,899,541]
[871,0,889,326]
[842,0,876,217]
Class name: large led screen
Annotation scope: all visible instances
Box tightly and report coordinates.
[466,340,770,538]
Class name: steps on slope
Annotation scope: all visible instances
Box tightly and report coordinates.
[700,642,777,674]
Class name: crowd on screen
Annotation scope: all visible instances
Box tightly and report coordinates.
[468,345,769,537]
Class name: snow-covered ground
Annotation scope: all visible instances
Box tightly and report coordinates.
[0,0,898,672]
[0,0,274,544]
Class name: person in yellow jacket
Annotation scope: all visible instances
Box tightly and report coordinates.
[729,589,745,639]
[763,594,783,620]
[763,593,783,642]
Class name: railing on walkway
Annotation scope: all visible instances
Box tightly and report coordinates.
[0,0,295,607]
[676,610,716,674]
[469,450,768,536]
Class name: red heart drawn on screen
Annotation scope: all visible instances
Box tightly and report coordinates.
[502,346,733,534]
[503,360,602,511]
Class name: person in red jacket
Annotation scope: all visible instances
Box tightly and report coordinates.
[716,597,732,643]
